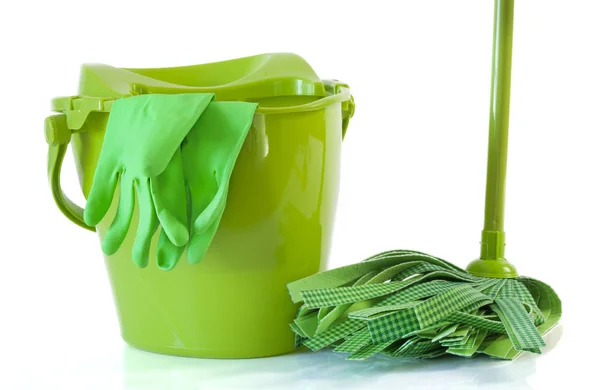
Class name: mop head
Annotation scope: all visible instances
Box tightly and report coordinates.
[287,250,561,360]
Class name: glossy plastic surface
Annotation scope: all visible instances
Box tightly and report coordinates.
[468,0,518,278]
[50,81,353,233]
[79,53,327,101]
[46,114,92,231]
[48,54,353,358]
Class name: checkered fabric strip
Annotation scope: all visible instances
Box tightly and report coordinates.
[519,277,562,331]
[441,339,464,348]
[446,311,506,333]
[412,322,451,339]
[432,324,459,342]
[391,337,418,356]
[441,336,468,346]
[349,302,418,320]
[493,308,539,354]
[404,320,451,339]
[368,306,421,343]
[380,346,400,357]
[392,262,447,281]
[510,280,545,325]
[499,280,546,325]
[407,341,440,358]
[290,323,308,348]
[413,263,482,282]
[366,263,420,285]
[334,328,372,353]
[301,278,416,308]
[457,296,496,315]
[377,280,462,307]
[497,278,515,299]
[482,279,506,299]
[436,326,468,344]
[510,280,538,306]
[415,285,493,328]
[527,304,546,327]
[295,333,306,349]
[413,329,438,340]
[361,249,417,263]
[397,339,439,358]
[347,340,396,360]
[287,251,444,303]
[419,348,448,359]
[442,339,472,348]
[441,328,474,347]
[361,250,457,270]
[492,298,546,352]
[393,260,481,282]
[303,319,365,351]
[473,278,501,292]
[517,277,544,304]
[447,329,488,357]
[518,276,558,316]
[456,329,480,350]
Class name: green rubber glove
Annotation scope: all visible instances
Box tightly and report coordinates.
[83,93,214,266]
[156,101,258,269]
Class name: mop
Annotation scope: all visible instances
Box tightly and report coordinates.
[287,0,561,360]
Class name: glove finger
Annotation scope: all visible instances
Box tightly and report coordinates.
[187,215,222,264]
[132,178,159,268]
[84,166,119,227]
[188,189,227,264]
[151,150,189,247]
[156,228,186,271]
[101,176,135,256]
[193,180,229,234]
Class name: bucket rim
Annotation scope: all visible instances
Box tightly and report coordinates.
[51,81,352,130]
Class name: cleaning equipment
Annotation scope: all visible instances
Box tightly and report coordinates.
[155,101,259,269]
[83,93,258,270]
[82,93,214,266]
[287,0,561,360]
[45,53,355,358]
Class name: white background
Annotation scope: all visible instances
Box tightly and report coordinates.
[1,0,599,389]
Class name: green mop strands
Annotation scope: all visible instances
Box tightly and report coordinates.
[287,250,561,360]
[287,0,561,361]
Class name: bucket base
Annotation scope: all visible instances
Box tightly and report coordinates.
[123,336,295,359]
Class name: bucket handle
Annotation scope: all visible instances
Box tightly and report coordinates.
[45,114,95,232]
[323,80,355,139]
[47,82,354,230]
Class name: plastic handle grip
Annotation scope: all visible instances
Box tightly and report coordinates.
[322,80,355,139]
[45,114,95,232]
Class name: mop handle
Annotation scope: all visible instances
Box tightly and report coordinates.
[480,0,514,262]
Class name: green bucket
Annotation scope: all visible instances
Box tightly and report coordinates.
[45,53,355,358]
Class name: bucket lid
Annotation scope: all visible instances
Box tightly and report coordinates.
[76,53,327,101]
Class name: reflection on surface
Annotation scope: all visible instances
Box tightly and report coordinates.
[121,325,563,390]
